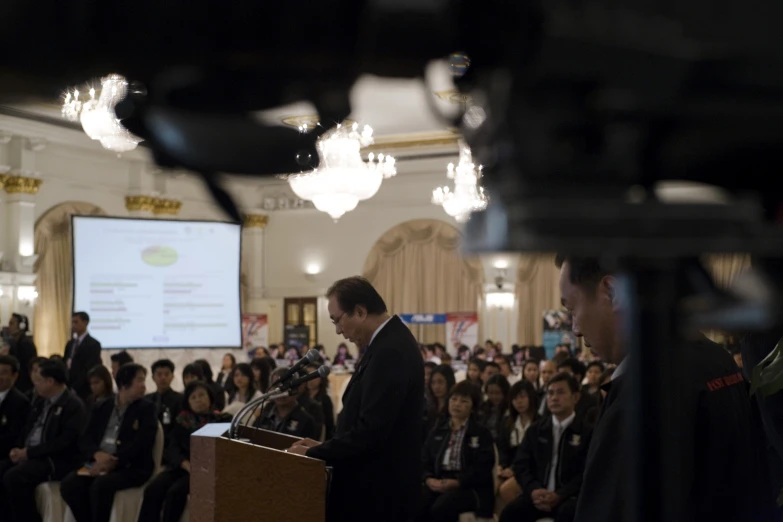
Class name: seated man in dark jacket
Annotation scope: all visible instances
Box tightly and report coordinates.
[144,359,182,466]
[0,356,32,463]
[0,359,86,522]
[61,363,158,522]
[419,380,496,522]
[254,368,317,439]
[500,373,591,522]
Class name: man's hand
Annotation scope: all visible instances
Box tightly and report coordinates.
[181,460,191,472]
[9,448,26,464]
[441,479,460,491]
[288,438,321,456]
[425,478,442,492]
[93,451,114,465]
[533,490,561,512]
[498,467,514,479]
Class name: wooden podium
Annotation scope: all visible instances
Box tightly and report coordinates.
[190,423,327,522]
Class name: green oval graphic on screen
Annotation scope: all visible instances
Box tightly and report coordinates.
[141,246,178,267]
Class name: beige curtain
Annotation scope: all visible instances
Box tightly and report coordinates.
[33,202,107,356]
[515,254,561,345]
[363,219,483,344]
[704,254,751,288]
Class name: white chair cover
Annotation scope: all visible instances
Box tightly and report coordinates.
[35,481,66,522]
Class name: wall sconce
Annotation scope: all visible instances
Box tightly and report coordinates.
[486,291,515,309]
[17,286,38,306]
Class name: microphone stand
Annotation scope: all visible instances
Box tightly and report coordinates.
[228,387,297,440]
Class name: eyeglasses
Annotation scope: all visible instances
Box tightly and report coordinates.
[332,312,345,326]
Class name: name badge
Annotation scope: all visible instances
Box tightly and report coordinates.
[469,436,480,449]
[287,419,299,432]
[104,437,115,445]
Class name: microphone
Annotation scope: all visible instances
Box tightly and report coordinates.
[275,366,330,392]
[276,349,321,385]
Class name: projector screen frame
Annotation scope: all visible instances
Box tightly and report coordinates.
[70,214,244,350]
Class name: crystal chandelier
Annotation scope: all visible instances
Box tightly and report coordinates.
[62,74,142,153]
[287,123,396,221]
[432,142,488,223]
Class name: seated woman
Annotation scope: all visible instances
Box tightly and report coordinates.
[478,373,511,441]
[423,364,456,439]
[222,363,262,420]
[498,380,540,503]
[137,381,230,522]
[418,380,495,522]
[86,364,114,408]
[253,367,317,438]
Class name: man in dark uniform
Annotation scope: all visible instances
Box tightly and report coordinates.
[556,255,774,522]
[144,359,182,466]
[288,276,423,522]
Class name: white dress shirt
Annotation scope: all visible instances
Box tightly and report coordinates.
[547,411,576,491]
[368,316,393,348]
[0,388,9,407]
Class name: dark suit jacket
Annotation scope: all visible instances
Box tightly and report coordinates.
[513,414,591,502]
[21,388,86,479]
[10,336,37,394]
[298,394,324,439]
[64,333,102,400]
[307,316,424,522]
[0,388,31,458]
[82,397,158,481]
[575,337,774,522]
[145,389,183,465]
[254,403,317,439]
[422,417,496,517]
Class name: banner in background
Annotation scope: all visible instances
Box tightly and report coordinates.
[284,325,311,355]
[446,312,479,353]
[399,314,447,325]
[542,309,577,360]
[241,314,268,353]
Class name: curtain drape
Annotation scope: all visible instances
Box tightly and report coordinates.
[515,254,561,346]
[362,219,483,344]
[704,254,751,288]
[33,202,107,356]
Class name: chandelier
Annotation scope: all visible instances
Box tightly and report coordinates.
[432,142,488,222]
[287,123,396,221]
[62,74,142,153]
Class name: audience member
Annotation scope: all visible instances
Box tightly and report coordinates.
[250,357,273,393]
[555,358,600,427]
[64,312,102,402]
[109,351,134,378]
[86,365,114,407]
[304,362,335,440]
[181,363,204,386]
[424,361,437,388]
[494,355,518,384]
[480,361,500,387]
[0,356,31,467]
[137,381,230,522]
[193,359,226,411]
[419,380,495,522]
[1,359,86,522]
[424,365,456,437]
[499,373,590,522]
[457,345,471,362]
[6,314,37,394]
[25,357,47,402]
[583,362,605,396]
[223,363,262,418]
[466,358,485,387]
[254,367,317,438]
[215,353,236,391]
[145,359,183,465]
[478,373,510,440]
[61,363,157,522]
[295,368,326,439]
[333,343,353,366]
[498,380,540,503]
[522,360,540,391]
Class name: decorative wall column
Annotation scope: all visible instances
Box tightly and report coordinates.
[242,212,268,311]
[125,163,183,218]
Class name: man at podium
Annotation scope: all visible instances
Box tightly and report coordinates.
[289,277,424,522]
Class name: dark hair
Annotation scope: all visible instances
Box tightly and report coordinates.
[49,354,64,362]
[423,361,438,374]
[305,362,329,397]
[523,359,539,371]
[116,363,146,389]
[87,364,114,399]
[0,355,20,374]
[72,311,90,323]
[557,357,587,380]
[183,381,216,413]
[586,361,605,374]
[250,358,274,393]
[448,380,482,413]
[483,373,511,427]
[110,351,134,366]
[151,359,175,374]
[29,356,48,373]
[232,363,255,403]
[548,372,581,394]
[182,363,205,381]
[600,367,616,384]
[326,276,387,316]
[193,359,214,383]
[427,364,456,418]
[11,313,29,333]
[484,361,500,371]
[494,354,511,368]
[223,353,237,366]
[38,359,68,384]
[473,347,486,356]
[508,380,540,422]
[554,254,608,294]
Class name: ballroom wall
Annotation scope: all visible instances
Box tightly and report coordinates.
[0,112,522,370]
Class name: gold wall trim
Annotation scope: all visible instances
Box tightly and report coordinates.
[152,198,183,215]
[125,195,157,212]
[3,174,43,194]
[243,214,269,228]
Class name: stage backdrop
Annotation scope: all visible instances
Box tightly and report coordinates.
[542,309,577,359]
